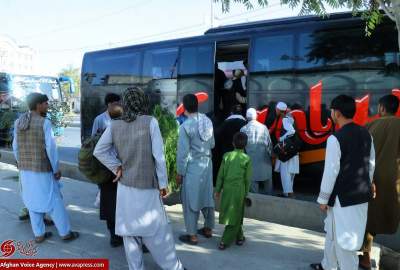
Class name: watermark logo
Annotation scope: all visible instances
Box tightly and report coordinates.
[1,240,38,257]
[1,240,16,257]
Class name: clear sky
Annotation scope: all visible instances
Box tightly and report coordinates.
[0,0,348,75]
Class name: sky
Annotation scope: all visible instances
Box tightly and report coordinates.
[0,0,348,76]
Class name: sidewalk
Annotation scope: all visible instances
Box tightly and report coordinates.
[0,162,380,270]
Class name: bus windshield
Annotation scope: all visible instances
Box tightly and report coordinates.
[11,75,61,100]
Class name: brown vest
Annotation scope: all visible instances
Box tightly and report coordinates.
[17,113,52,172]
[111,115,158,189]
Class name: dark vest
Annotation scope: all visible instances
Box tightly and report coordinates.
[328,123,373,207]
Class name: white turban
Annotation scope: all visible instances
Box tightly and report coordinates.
[276,102,288,111]
[246,108,257,120]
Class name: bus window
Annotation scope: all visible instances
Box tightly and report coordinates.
[178,44,214,115]
[251,34,294,72]
[85,50,142,85]
[249,34,297,110]
[143,47,178,113]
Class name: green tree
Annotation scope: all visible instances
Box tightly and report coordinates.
[58,65,81,99]
[214,0,400,51]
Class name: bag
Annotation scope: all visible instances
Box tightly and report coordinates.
[273,134,301,162]
[78,133,114,184]
[273,114,302,162]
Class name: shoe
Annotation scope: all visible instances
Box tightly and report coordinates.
[179,235,198,245]
[110,235,123,247]
[35,232,53,243]
[62,231,79,242]
[197,227,212,238]
[236,237,245,246]
[142,245,149,253]
[43,218,54,226]
[310,263,324,270]
[19,208,29,221]
[218,242,226,250]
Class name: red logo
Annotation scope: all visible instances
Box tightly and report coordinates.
[1,240,16,257]
[1,240,38,257]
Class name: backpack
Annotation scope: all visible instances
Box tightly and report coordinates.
[273,114,303,162]
[78,133,114,184]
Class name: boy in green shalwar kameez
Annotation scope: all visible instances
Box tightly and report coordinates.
[215,132,252,250]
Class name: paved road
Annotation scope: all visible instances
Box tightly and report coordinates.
[0,162,332,270]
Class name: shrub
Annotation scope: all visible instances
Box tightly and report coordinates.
[152,105,179,192]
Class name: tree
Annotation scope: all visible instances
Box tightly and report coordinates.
[214,0,400,51]
[58,65,81,99]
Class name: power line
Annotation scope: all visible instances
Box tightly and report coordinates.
[38,23,205,54]
[23,0,152,40]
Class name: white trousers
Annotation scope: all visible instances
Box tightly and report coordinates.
[29,193,71,237]
[321,209,359,270]
[123,223,184,270]
[279,165,295,195]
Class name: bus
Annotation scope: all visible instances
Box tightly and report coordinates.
[80,12,400,182]
[0,73,74,145]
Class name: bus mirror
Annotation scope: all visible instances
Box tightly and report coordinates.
[59,76,75,94]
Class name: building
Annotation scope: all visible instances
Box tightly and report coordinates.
[0,35,36,74]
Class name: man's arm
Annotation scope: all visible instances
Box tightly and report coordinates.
[93,126,121,175]
[44,119,60,175]
[150,118,168,190]
[12,120,19,163]
[280,117,296,142]
[369,137,376,183]
[317,135,341,207]
[177,125,190,177]
[91,116,100,137]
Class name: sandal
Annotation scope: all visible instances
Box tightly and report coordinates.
[35,232,53,243]
[197,228,212,238]
[236,237,245,246]
[310,263,324,270]
[179,235,198,245]
[218,242,226,250]
[62,231,79,242]
[44,218,54,226]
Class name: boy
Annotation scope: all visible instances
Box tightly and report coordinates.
[215,132,252,250]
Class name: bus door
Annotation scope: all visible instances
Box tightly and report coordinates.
[214,40,250,123]
[177,43,215,117]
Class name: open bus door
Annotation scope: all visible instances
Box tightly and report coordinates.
[214,40,250,125]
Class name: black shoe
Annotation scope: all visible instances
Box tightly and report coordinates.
[143,245,149,253]
[62,231,80,242]
[44,218,54,226]
[110,235,123,247]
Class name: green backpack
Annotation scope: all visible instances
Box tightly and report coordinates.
[78,133,114,184]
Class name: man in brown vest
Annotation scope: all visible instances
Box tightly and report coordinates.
[13,93,78,243]
[360,94,400,269]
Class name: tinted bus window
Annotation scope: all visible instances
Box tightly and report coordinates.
[251,34,294,72]
[143,47,178,82]
[84,50,141,85]
[177,44,214,114]
[179,45,214,75]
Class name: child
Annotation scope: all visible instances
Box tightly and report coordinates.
[215,132,252,250]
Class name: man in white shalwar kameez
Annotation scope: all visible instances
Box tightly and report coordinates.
[94,87,184,270]
[13,93,79,243]
[274,102,299,198]
[310,95,375,270]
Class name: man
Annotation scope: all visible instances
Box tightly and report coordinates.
[94,87,184,270]
[91,93,124,247]
[274,102,299,198]
[177,94,215,245]
[359,94,400,269]
[91,93,121,136]
[13,93,79,243]
[240,108,273,194]
[310,95,375,270]
[214,105,246,184]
